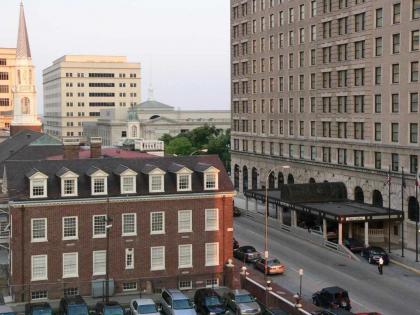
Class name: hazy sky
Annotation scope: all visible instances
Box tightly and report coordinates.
[1,0,231,113]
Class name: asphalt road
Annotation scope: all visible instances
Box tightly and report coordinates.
[234,215,420,315]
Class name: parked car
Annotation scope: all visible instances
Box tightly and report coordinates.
[94,302,125,315]
[233,238,239,250]
[361,246,389,265]
[233,246,261,262]
[58,296,89,315]
[223,289,261,315]
[194,288,227,315]
[161,289,196,315]
[343,238,365,253]
[0,306,16,315]
[25,303,52,315]
[312,287,351,311]
[233,207,242,217]
[130,299,160,315]
[254,257,285,275]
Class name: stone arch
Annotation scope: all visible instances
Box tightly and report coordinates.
[287,173,294,184]
[233,164,240,190]
[408,196,419,222]
[278,172,284,186]
[354,186,364,203]
[252,167,258,190]
[268,172,275,189]
[309,177,316,184]
[242,165,248,192]
[372,190,383,207]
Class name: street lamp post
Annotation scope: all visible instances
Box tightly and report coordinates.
[105,219,112,303]
[299,268,304,298]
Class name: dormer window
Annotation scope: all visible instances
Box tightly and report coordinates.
[205,173,218,190]
[27,170,48,199]
[150,174,164,193]
[87,167,109,196]
[177,174,191,191]
[57,168,79,197]
[115,165,138,194]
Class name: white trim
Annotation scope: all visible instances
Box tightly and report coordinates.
[177,174,192,192]
[178,244,193,268]
[31,255,48,281]
[178,210,192,233]
[149,174,164,193]
[92,250,106,276]
[92,214,107,238]
[150,246,165,271]
[205,242,219,267]
[62,216,78,240]
[204,172,219,190]
[122,213,137,236]
[61,177,78,197]
[30,178,47,199]
[150,212,165,235]
[205,209,219,231]
[91,177,108,196]
[62,252,78,278]
[121,175,137,194]
[31,218,47,243]
[125,248,134,269]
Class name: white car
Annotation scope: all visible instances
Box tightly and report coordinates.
[130,298,160,315]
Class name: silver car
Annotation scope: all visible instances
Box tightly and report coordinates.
[224,289,261,315]
[161,289,197,315]
[130,298,160,315]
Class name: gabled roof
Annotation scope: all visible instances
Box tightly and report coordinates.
[86,166,108,177]
[25,169,47,179]
[141,164,165,175]
[114,164,138,176]
[56,167,79,178]
[195,163,220,173]
[167,163,193,174]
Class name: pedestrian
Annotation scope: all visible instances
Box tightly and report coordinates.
[378,257,384,275]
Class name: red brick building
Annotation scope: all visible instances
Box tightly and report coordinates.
[6,154,234,302]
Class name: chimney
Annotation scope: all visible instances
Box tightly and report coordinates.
[63,138,80,160]
[90,137,102,159]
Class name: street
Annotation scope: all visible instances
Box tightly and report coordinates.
[234,215,420,315]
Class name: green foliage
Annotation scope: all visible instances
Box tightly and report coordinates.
[165,137,193,156]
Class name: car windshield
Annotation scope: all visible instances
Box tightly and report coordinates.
[68,305,88,315]
[33,309,52,315]
[268,259,280,266]
[104,306,124,315]
[205,296,222,307]
[138,304,158,314]
[235,294,253,303]
[372,248,386,255]
[173,299,193,310]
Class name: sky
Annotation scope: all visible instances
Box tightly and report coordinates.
[1,0,231,114]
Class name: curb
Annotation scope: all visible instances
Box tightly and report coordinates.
[390,259,420,275]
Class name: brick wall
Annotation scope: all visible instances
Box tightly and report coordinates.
[10,195,233,301]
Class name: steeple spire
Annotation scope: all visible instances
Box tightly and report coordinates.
[16,1,31,59]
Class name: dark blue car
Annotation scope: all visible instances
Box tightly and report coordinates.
[194,289,227,315]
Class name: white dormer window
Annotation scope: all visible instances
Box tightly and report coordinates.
[121,176,136,194]
[150,175,164,193]
[59,170,79,197]
[177,174,191,191]
[205,173,218,190]
[92,177,107,195]
[28,171,48,199]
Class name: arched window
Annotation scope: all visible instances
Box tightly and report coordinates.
[131,125,137,138]
[234,165,240,190]
[242,166,248,192]
[372,190,383,207]
[287,173,294,184]
[278,172,284,186]
[408,197,419,222]
[252,167,258,190]
[268,172,275,189]
[309,177,316,184]
[354,186,364,203]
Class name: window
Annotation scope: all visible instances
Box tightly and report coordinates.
[31,291,48,301]
[31,255,48,281]
[322,147,331,163]
[31,178,47,198]
[354,95,365,113]
[392,154,399,172]
[338,122,347,139]
[354,150,364,167]
[122,213,137,236]
[205,243,219,266]
[375,37,383,56]
[338,44,347,61]
[205,172,218,190]
[391,123,399,142]
[125,248,134,269]
[410,155,418,174]
[376,8,383,27]
[355,41,365,59]
[63,217,77,240]
[310,146,317,161]
[412,30,420,51]
[178,244,193,268]
[123,282,137,291]
[151,246,165,270]
[393,3,401,24]
[206,279,219,288]
[375,152,382,170]
[151,212,165,234]
[311,0,317,16]
[121,176,136,194]
[93,215,107,238]
[338,149,347,165]
[205,209,219,231]
[355,13,365,32]
[411,93,419,112]
[177,174,191,191]
[178,210,192,233]
[392,64,399,84]
[392,34,400,54]
[149,174,164,192]
[63,253,78,278]
[338,17,348,35]
[375,67,381,85]
[411,62,419,82]
[92,177,107,195]
[62,178,77,196]
[410,123,418,143]
[354,68,365,86]
[354,122,364,140]
[375,123,382,141]
[93,250,106,275]
[310,49,316,65]
[31,218,47,242]
[392,94,399,113]
[414,0,420,19]
[63,288,79,297]
[375,94,382,113]
[179,281,193,290]
[338,96,347,113]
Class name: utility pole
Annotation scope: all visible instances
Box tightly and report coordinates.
[388,166,391,253]
[401,167,405,257]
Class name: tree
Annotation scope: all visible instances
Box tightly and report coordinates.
[160,134,173,145]
[165,137,193,156]
[207,129,231,172]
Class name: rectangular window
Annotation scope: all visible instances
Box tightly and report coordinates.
[205,209,219,231]
[412,30,420,51]
[391,123,399,142]
[322,147,331,163]
[338,96,347,113]
[354,150,365,167]
[63,217,77,240]
[31,179,46,198]
[93,215,106,238]
[392,94,399,113]
[410,123,418,143]
[411,93,419,112]
[93,250,106,275]
[392,64,399,84]
[177,174,191,191]
[63,179,77,196]
[412,61,419,82]
[310,146,317,161]
[63,252,78,278]
[123,282,137,291]
[414,0,420,19]
[178,244,193,268]
[31,291,48,301]
[121,176,136,193]
[376,8,383,27]
[151,246,165,270]
[392,153,399,172]
[375,123,382,141]
[355,41,365,59]
[150,174,164,192]
[205,243,219,266]
[375,37,383,56]
[355,13,365,32]
[338,149,347,165]
[410,155,418,174]
[354,95,365,113]
[178,210,192,233]
[392,33,400,53]
[375,94,382,113]
[125,248,134,269]
[31,255,48,281]
[375,67,381,85]
[150,212,165,234]
[31,218,47,242]
[122,213,137,236]
[92,177,106,195]
[375,152,382,170]
[393,3,401,24]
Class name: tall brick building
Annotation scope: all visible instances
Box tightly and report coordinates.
[5,154,234,302]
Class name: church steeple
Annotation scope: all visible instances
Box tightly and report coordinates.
[16,1,31,59]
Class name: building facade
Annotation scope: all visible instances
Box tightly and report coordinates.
[6,154,233,302]
[43,55,141,141]
[231,0,420,249]
[0,48,16,130]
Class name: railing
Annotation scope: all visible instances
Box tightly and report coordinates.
[134,139,164,152]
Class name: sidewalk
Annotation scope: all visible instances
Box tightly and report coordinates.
[387,246,420,275]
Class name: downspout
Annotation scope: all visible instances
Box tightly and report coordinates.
[20,205,25,302]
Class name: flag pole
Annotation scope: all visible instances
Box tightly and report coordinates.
[401,167,405,257]
[388,165,391,254]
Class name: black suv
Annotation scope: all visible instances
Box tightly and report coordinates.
[25,303,53,315]
[361,246,389,265]
[233,246,261,262]
[58,295,89,315]
[194,289,227,315]
[312,287,351,311]
[94,302,125,315]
